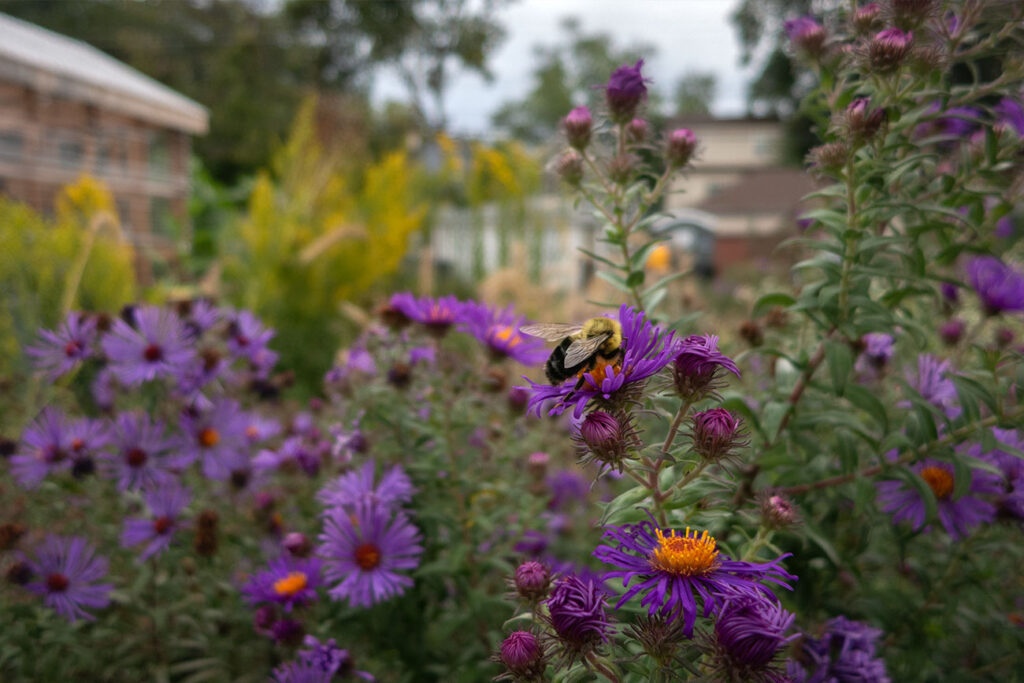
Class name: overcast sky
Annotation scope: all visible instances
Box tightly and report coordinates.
[370,0,754,135]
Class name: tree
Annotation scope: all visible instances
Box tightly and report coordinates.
[673,72,717,116]
[491,18,658,143]
[286,0,509,132]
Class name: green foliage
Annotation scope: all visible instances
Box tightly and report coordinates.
[0,178,135,428]
[219,98,426,390]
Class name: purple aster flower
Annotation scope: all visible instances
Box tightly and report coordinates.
[460,303,549,365]
[10,407,74,488]
[546,469,589,511]
[272,636,374,683]
[91,367,119,411]
[594,517,795,637]
[174,347,232,397]
[408,345,436,366]
[318,500,423,608]
[995,97,1024,136]
[711,591,796,675]
[101,411,175,491]
[26,312,97,380]
[242,556,323,611]
[545,574,611,659]
[244,413,281,444]
[177,399,249,480]
[916,102,982,140]
[526,305,680,418]
[100,306,195,385]
[862,333,895,368]
[21,535,113,622]
[671,334,740,401]
[317,460,414,511]
[254,437,322,477]
[121,484,191,561]
[184,299,220,337]
[974,428,1024,520]
[876,458,1001,539]
[605,60,648,122]
[391,293,466,337]
[906,354,959,418]
[226,310,274,361]
[789,616,890,683]
[65,417,110,479]
[966,256,1024,315]
[514,530,550,557]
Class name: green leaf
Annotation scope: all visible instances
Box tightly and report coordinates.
[844,384,889,431]
[629,237,670,269]
[596,270,629,291]
[752,292,796,318]
[577,247,625,271]
[825,339,854,396]
[641,271,688,297]
[803,521,842,567]
[626,269,645,287]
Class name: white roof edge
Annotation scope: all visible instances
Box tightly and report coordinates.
[0,12,208,134]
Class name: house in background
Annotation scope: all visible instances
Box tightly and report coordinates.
[0,12,207,275]
[663,116,816,273]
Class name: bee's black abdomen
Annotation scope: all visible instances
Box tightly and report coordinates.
[545,337,594,384]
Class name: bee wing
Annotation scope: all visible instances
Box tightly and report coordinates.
[564,333,610,368]
[519,322,584,341]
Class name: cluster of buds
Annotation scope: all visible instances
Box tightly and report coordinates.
[852,3,882,34]
[785,16,827,59]
[868,27,914,72]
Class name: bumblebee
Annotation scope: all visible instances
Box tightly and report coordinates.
[520,317,624,387]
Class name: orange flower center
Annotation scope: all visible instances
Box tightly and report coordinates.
[649,527,719,576]
[492,326,520,347]
[577,357,622,382]
[920,466,954,500]
[198,427,220,448]
[272,571,308,597]
[354,542,381,570]
[245,425,260,439]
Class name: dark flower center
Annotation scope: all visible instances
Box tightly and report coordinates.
[920,466,954,500]
[71,457,95,479]
[42,446,66,463]
[235,334,250,347]
[198,427,220,448]
[143,344,163,362]
[201,349,221,372]
[64,340,82,357]
[354,542,381,570]
[126,447,148,467]
[46,572,70,592]
[71,438,86,452]
[153,516,173,534]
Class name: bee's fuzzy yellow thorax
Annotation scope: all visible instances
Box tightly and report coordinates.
[580,317,623,355]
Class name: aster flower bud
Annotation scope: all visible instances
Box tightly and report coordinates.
[869,28,913,73]
[967,256,1024,316]
[626,118,648,143]
[0,522,26,551]
[545,575,610,661]
[387,361,412,389]
[711,593,796,675]
[5,560,32,586]
[253,604,277,631]
[527,451,550,479]
[861,332,894,370]
[691,408,747,463]
[513,560,551,601]
[940,282,959,305]
[555,149,584,187]
[625,615,686,667]
[672,335,740,402]
[809,142,850,173]
[283,532,312,558]
[845,98,885,142]
[891,0,935,27]
[575,411,636,471]
[738,320,764,347]
[497,631,545,680]
[271,618,305,646]
[760,493,801,530]
[564,106,593,150]
[607,153,637,184]
[605,60,648,123]
[784,16,826,58]
[852,3,882,33]
[508,386,529,413]
[666,128,697,168]
[996,326,1015,349]
[939,318,965,346]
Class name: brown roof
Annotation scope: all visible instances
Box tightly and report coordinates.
[695,167,817,214]
[667,114,780,126]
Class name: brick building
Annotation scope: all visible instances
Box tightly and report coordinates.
[0,12,207,260]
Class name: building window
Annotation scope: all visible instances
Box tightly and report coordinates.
[58,137,84,168]
[150,197,176,239]
[0,130,24,160]
[149,131,170,178]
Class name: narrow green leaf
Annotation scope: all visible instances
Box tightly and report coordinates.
[825,339,853,396]
[752,292,796,318]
